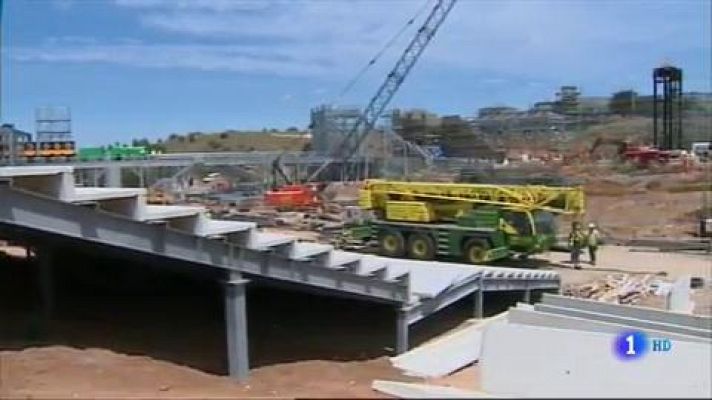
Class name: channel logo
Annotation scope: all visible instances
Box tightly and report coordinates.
[613,331,672,361]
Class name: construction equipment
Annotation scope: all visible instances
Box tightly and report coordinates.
[352,179,584,264]
[264,152,323,210]
[308,0,457,182]
[589,137,673,166]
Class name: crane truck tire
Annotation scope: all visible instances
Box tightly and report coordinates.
[378,230,405,258]
[464,238,490,264]
[407,233,435,260]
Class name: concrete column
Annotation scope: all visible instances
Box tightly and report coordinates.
[523,288,532,304]
[104,165,122,187]
[474,288,484,319]
[224,272,249,381]
[395,308,409,354]
[37,247,54,321]
[93,169,100,187]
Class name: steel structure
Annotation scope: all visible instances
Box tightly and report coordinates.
[2,150,491,189]
[35,106,72,143]
[309,0,457,182]
[0,165,559,381]
[653,65,683,150]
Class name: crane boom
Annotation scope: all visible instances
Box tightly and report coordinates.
[360,180,586,215]
[308,0,457,182]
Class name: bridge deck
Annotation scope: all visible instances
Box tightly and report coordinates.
[0,165,560,380]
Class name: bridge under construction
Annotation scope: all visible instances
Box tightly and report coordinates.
[0,165,560,380]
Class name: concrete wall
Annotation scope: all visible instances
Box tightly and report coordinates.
[481,322,711,398]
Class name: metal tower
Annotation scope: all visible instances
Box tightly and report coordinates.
[652,65,683,150]
[35,106,72,144]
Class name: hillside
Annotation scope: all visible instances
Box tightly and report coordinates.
[160,131,311,153]
[569,114,709,151]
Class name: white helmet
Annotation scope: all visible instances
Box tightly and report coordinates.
[588,222,596,229]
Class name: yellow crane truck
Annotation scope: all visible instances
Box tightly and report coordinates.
[355,179,585,264]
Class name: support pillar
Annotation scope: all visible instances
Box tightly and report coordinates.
[523,288,531,304]
[473,288,484,319]
[395,308,409,354]
[104,166,122,187]
[224,272,249,381]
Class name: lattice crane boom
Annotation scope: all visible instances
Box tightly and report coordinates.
[308,0,457,182]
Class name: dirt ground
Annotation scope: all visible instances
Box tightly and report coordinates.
[1,347,402,399]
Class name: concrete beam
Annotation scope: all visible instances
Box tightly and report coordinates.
[541,294,712,330]
[0,186,410,304]
[508,306,710,344]
[404,274,482,325]
[534,304,711,339]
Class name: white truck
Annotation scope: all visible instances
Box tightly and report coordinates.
[691,142,711,161]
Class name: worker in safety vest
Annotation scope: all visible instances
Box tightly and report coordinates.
[586,222,601,265]
[568,221,585,269]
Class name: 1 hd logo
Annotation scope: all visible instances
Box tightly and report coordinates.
[613,331,672,360]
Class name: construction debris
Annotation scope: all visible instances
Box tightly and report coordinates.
[372,380,495,399]
[562,273,668,305]
[389,314,507,378]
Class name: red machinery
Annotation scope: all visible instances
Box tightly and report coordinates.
[620,145,673,165]
[589,138,673,166]
[264,152,325,210]
[264,183,322,209]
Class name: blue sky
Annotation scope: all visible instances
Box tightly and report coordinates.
[1,0,710,146]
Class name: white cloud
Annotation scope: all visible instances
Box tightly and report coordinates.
[16,0,710,90]
[13,43,337,77]
[114,0,274,12]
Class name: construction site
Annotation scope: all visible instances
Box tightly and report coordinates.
[1,0,711,398]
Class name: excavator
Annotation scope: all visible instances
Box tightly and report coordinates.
[347,179,585,264]
[589,137,674,166]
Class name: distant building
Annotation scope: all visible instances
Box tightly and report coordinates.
[0,123,33,165]
[477,106,519,118]
[555,85,581,115]
[578,96,610,115]
[392,109,441,128]
[532,102,556,112]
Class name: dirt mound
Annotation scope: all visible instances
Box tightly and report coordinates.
[0,346,400,398]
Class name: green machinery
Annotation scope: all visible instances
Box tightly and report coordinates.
[353,179,585,264]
